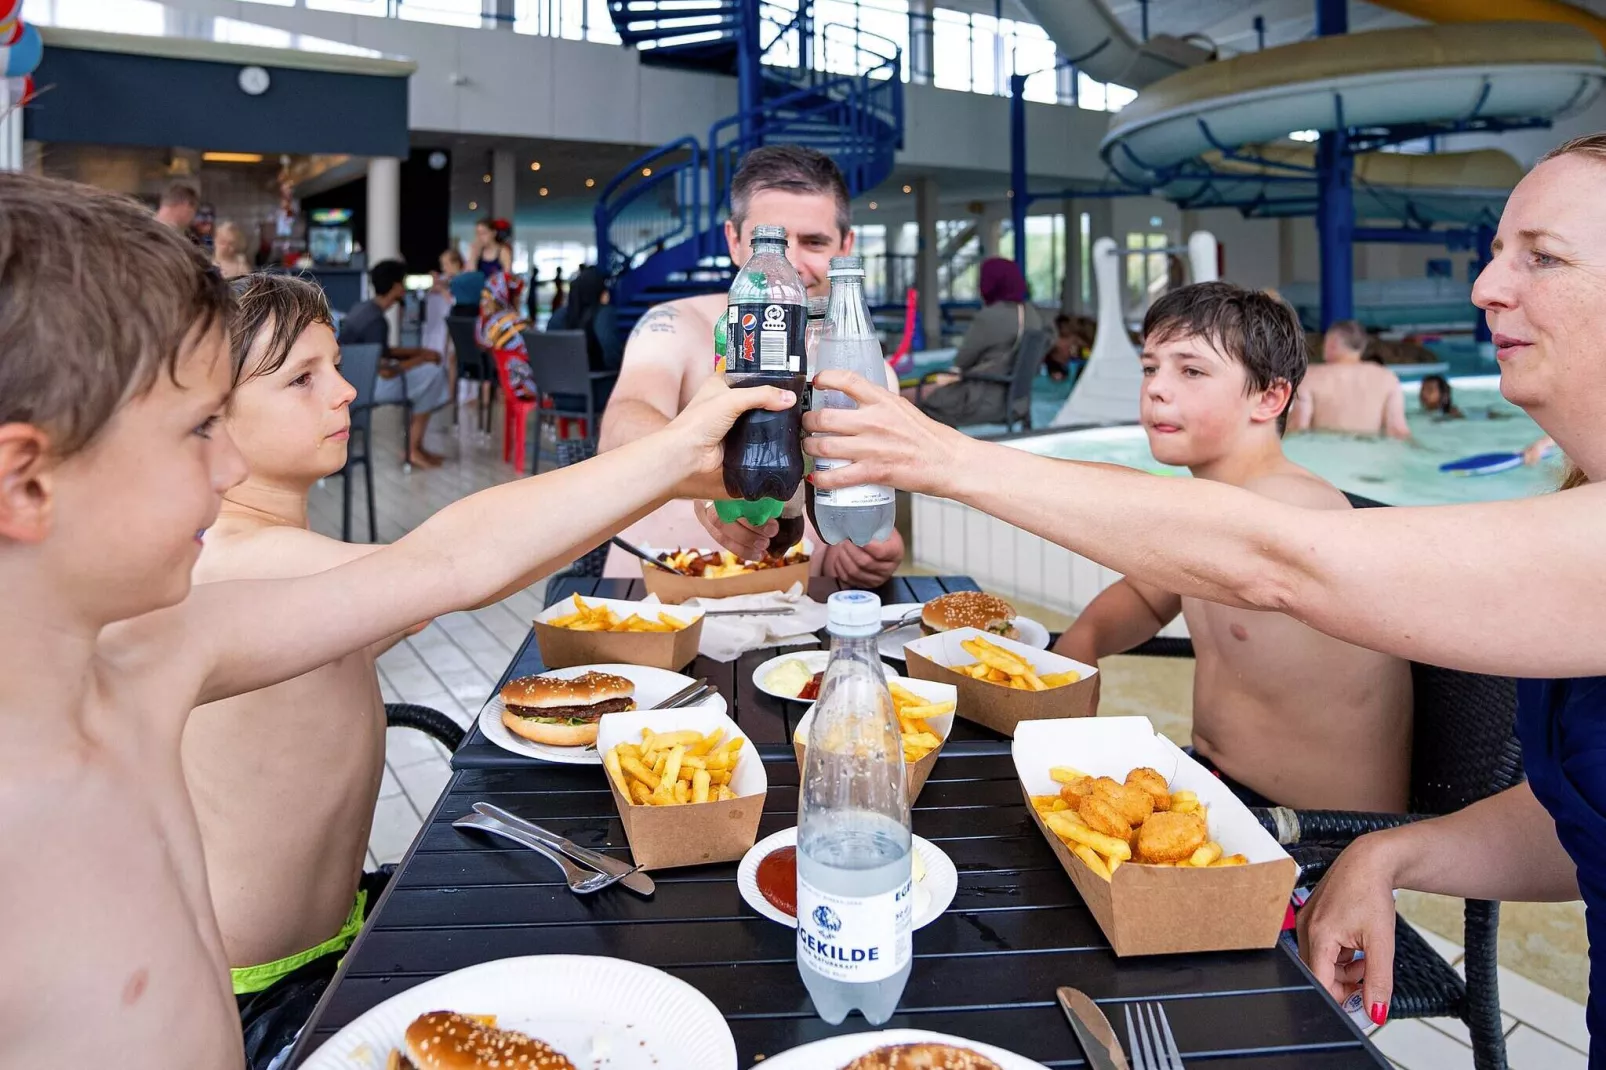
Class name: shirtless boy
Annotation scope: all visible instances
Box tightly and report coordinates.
[1054,284,1412,811]
[0,172,793,1069]
[1287,319,1411,439]
[599,144,904,587]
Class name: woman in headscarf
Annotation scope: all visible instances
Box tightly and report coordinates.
[914,257,1043,427]
[475,269,538,401]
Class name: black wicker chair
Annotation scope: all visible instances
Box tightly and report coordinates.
[384,702,465,753]
[1121,642,1521,1069]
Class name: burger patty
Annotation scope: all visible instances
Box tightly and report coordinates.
[506,697,636,722]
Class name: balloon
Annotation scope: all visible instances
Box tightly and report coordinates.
[1,22,40,79]
[0,20,20,45]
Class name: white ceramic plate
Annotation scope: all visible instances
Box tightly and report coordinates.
[735,827,957,930]
[878,615,1050,661]
[299,954,736,1070]
[750,650,900,702]
[752,1028,1050,1070]
[479,663,726,765]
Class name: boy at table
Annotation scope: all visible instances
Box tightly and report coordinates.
[1051,283,1411,811]
[0,173,796,1070]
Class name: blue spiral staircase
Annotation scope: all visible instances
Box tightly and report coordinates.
[595,0,904,329]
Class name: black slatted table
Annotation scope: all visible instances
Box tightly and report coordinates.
[289,576,1387,1069]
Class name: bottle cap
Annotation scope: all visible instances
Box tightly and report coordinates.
[828,255,864,277]
[807,296,828,319]
[827,590,882,635]
[751,224,788,243]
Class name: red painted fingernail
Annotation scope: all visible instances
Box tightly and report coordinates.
[1369,1002,1388,1026]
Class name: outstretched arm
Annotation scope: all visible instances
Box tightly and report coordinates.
[803,371,1606,678]
[187,378,795,705]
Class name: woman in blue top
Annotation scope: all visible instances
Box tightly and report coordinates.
[796,133,1606,1060]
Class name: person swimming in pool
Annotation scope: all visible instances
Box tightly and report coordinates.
[1418,374,1464,419]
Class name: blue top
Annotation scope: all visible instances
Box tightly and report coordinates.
[1515,676,1606,1066]
[476,257,503,278]
[449,270,485,307]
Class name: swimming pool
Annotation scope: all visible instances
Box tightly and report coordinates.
[1013,377,1560,506]
[909,375,1562,619]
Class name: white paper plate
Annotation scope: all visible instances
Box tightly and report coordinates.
[479,664,726,764]
[753,1028,1050,1070]
[299,954,736,1070]
[878,615,1050,661]
[735,827,956,930]
[751,650,903,702]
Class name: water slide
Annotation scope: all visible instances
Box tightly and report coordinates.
[1039,2,1606,428]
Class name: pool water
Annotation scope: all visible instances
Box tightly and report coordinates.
[1013,377,1563,506]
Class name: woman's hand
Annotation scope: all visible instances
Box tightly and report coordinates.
[1297,835,1402,1027]
[803,371,969,497]
[668,375,796,494]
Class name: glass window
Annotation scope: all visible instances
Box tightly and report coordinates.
[397,0,481,28]
[1078,212,1091,305]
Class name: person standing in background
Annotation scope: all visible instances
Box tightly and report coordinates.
[468,217,512,278]
[213,222,254,280]
[441,249,483,318]
[154,181,200,234]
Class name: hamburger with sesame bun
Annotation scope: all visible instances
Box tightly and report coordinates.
[499,670,635,747]
[403,1010,576,1069]
[841,1043,1002,1069]
[920,592,1019,641]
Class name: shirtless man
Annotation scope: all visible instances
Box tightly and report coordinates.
[0,172,792,1069]
[1287,319,1411,439]
[599,144,905,587]
[1051,285,1411,811]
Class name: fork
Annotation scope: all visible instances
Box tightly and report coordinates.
[1125,1002,1184,1070]
[452,813,624,894]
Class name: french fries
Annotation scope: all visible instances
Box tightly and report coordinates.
[1030,764,1233,882]
[545,594,688,633]
[947,636,1081,691]
[888,681,954,763]
[656,545,808,578]
[606,727,744,806]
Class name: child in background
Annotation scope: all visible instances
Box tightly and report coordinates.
[1419,374,1464,419]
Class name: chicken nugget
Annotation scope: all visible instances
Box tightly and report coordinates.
[1124,767,1171,811]
[1076,794,1132,839]
[1136,810,1209,864]
[1057,776,1096,805]
[1092,776,1155,827]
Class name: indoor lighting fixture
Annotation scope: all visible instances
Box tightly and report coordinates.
[868,200,878,209]
[585,178,596,188]
[530,161,542,171]
[902,184,912,193]
[642,167,653,176]
[482,173,492,183]
[469,200,478,210]
[202,152,263,164]
[539,187,549,197]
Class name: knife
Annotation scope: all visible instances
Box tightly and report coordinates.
[1057,987,1130,1070]
[472,802,655,897]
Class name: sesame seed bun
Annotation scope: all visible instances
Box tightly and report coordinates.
[919,592,1019,640]
[498,671,635,747]
[841,1043,1003,1069]
[404,1010,576,1069]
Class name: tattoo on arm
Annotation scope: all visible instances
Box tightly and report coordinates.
[629,305,680,340]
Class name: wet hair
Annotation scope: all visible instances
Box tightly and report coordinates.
[160,181,200,208]
[0,172,233,459]
[1142,281,1307,432]
[229,273,334,386]
[730,144,851,238]
[1537,133,1606,491]
[1325,319,1367,356]
[369,258,408,298]
[1419,373,1453,414]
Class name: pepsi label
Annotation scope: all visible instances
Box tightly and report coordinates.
[728,301,803,375]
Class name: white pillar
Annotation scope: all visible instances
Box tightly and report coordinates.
[492,148,516,229]
[0,81,23,174]
[907,0,934,84]
[367,156,402,342]
[915,176,941,347]
[1061,197,1077,313]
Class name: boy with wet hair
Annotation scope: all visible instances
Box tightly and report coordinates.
[0,173,793,1069]
[1054,282,1413,811]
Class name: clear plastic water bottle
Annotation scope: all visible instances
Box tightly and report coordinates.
[797,590,912,1025]
[812,256,896,546]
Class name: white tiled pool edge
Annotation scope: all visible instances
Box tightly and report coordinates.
[910,493,1191,638]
